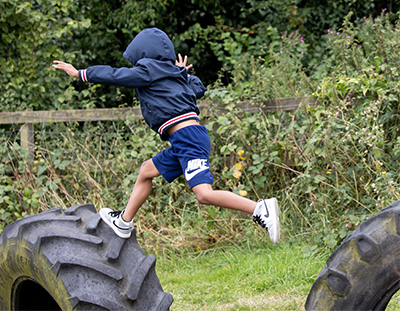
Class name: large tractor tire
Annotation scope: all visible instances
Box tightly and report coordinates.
[306,199,400,310]
[0,203,173,311]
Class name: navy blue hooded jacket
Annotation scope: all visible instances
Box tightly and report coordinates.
[78,28,206,140]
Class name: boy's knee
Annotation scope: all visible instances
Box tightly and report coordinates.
[138,159,159,179]
[140,160,151,170]
[193,188,212,205]
[195,193,206,205]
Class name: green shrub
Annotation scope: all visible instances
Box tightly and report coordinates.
[1,12,400,254]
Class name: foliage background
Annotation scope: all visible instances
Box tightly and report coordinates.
[2,0,400,110]
[1,0,400,253]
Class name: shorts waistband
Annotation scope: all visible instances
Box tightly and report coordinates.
[158,112,199,135]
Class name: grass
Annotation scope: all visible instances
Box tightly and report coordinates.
[154,241,328,311]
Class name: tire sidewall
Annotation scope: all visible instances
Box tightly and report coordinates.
[0,235,74,310]
[306,201,400,310]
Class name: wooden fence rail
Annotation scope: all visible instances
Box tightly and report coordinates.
[0,96,317,160]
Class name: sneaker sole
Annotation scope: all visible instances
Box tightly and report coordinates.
[99,209,131,239]
[268,198,280,244]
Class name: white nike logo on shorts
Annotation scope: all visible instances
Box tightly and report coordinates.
[184,159,209,181]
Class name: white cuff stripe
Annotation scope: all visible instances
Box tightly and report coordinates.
[81,69,87,82]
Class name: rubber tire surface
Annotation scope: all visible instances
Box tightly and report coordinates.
[305,200,400,311]
[0,203,173,311]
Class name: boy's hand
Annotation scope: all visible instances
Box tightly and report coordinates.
[175,53,193,71]
[52,61,79,78]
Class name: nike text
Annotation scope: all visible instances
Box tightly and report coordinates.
[184,159,209,181]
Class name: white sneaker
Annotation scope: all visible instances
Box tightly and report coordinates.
[99,208,134,238]
[252,198,280,244]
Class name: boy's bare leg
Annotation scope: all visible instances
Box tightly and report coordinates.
[99,159,160,238]
[191,183,256,214]
[192,183,280,243]
[122,159,161,221]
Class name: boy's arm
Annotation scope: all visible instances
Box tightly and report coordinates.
[188,75,206,99]
[53,61,150,88]
[175,54,206,99]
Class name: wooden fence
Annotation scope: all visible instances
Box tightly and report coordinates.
[0,96,317,161]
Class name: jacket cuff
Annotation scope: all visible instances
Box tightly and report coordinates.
[79,69,88,82]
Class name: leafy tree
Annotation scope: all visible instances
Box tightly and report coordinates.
[0,0,92,111]
[2,0,400,111]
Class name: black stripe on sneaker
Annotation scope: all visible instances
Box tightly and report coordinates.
[263,201,269,218]
[113,220,131,231]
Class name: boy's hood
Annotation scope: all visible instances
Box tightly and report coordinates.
[123,28,176,66]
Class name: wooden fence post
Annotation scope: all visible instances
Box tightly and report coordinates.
[20,123,34,162]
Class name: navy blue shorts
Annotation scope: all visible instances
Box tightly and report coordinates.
[152,125,214,188]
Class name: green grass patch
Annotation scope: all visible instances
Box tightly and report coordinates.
[155,241,328,311]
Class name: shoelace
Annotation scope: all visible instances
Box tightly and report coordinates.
[109,210,122,217]
[252,201,270,231]
[252,215,267,230]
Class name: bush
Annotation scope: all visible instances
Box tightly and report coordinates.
[208,11,400,251]
[1,11,400,254]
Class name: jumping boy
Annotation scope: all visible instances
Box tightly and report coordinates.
[53,28,280,243]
